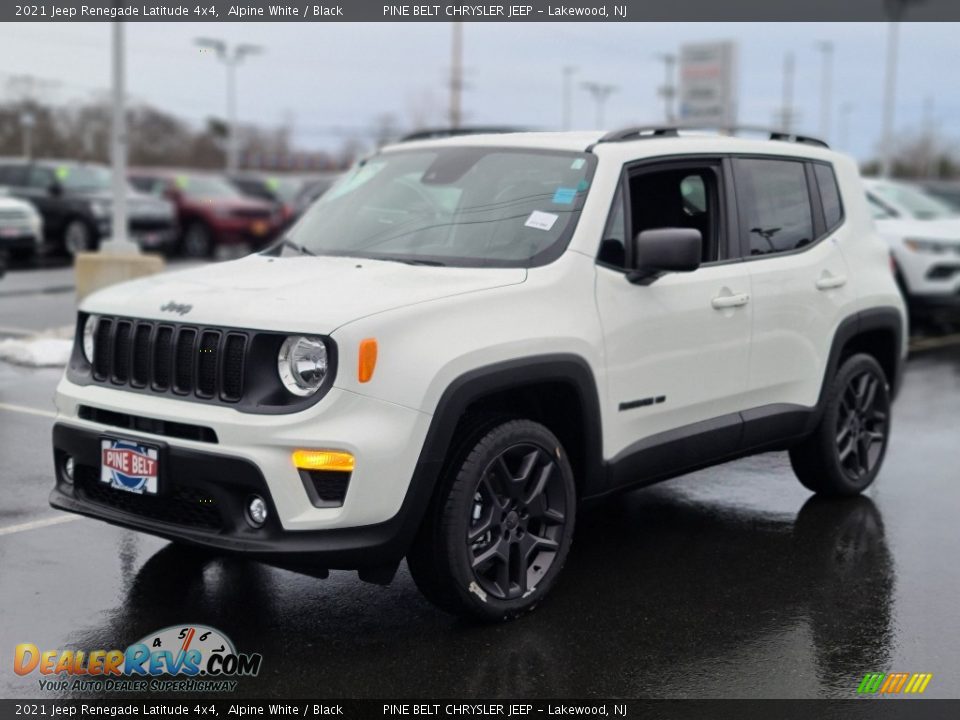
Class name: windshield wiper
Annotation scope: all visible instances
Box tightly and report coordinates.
[276,237,316,256]
[372,257,447,267]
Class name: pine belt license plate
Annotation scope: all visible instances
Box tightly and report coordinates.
[100,437,160,495]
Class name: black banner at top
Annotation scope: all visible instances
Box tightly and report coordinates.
[5,0,960,23]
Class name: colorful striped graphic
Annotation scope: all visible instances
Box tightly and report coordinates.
[857,672,933,695]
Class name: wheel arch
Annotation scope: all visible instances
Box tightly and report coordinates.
[821,307,905,406]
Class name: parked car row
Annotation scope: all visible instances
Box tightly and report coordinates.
[0,158,338,262]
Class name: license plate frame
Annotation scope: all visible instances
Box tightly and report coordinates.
[99,435,164,495]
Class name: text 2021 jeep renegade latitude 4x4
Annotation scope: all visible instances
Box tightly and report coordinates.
[51,127,907,620]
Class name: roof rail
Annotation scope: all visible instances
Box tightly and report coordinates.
[596,125,829,148]
[399,126,530,142]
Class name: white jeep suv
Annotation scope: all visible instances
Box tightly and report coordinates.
[864,177,960,320]
[51,128,906,620]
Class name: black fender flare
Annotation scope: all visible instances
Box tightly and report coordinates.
[387,354,604,559]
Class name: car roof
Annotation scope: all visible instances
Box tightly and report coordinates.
[381,129,843,163]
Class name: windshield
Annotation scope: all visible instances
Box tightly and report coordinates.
[870,182,958,220]
[277,147,596,267]
[57,164,113,192]
[175,174,242,199]
[265,177,302,202]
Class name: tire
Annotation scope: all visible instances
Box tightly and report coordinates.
[407,418,577,621]
[790,353,892,496]
[182,221,213,258]
[63,219,96,256]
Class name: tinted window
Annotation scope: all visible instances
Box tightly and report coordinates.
[814,164,843,230]
[736,159,813,256]
[0,164,27,186]
[27,166,54,189]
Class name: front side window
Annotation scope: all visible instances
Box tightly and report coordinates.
[280,147,596,267]
[55,165,113,192]
[735,159,813,256]
[27,166,54,190]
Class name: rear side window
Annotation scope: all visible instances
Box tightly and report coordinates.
[735,159,814,257]
[814,164,843,231]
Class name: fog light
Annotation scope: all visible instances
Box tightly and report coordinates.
[246,495,268,528]
[63,456,75,484]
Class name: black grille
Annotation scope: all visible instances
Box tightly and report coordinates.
[89,316,247,403]
[76,466,222,530]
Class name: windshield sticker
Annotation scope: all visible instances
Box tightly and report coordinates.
[524,210,559,231]
[577,179,589,192]
[570,158,586,170]
[55,166,70,180]
[552,187,577,205]
[175,175,190,189]
[266,177,280,190]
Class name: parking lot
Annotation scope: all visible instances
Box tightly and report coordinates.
[2,259,960,699]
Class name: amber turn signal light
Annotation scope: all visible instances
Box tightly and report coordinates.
[358,338,378,383]
[292,450,355,472]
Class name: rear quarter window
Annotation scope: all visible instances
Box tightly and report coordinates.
[814,164,844,231]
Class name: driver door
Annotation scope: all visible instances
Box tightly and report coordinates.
[595,158,752,483]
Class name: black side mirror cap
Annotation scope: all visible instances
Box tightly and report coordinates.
[627,227,702,285]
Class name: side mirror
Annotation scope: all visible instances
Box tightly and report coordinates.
[627,228,702,285]
[48,181,63,197]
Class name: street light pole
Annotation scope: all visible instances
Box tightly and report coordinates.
[880,20,900,177]
[561,65,577,130]
[817,41,834,142]
[108,21,135,253]
[195,37,263,173]
[449,22,463,129]
[656,53,677,124]
[581,81,618,129]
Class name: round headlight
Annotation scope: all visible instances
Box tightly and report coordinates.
[82,315,98,364]
[278,335,328,396]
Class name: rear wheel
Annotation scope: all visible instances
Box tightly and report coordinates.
[790,354,891,496]
[408,418,576,621]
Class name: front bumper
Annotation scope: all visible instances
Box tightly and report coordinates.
[50,377,436,571]
[0,230,41,251]
[50,422,438,571]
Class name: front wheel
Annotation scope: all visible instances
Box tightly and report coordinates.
[408,419,577,621]
[63,219,96,256]
[181,221,213,258]
[790,353,892,496]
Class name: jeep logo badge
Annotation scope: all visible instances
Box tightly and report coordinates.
[160,301,193,316]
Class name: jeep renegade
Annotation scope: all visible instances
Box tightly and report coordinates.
[51,127,907,620]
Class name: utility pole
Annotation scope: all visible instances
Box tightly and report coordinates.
[880,0,922,176]
[449,22,464,128]
[656,53,677,124]
[561,65,577,130]
[838,102,854,151]
[923,96,937,178]
[816,41,834,141]
[108,22,136,253]
[195,37,263,173]
[774,52,796,133]
[581,81,618,129]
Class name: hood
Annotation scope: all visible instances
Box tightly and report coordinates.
[81,254,527,333]
[875,217,960,244]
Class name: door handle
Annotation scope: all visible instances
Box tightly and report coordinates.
[711,293,750,310]
[815,274,848,291]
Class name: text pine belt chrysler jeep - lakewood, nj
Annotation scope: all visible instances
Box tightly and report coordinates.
[50,128,907,620]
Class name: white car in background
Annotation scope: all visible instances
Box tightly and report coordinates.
[0,190,44,275]
[864,178,960,319]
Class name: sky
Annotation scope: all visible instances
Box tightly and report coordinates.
[1,21,958,162]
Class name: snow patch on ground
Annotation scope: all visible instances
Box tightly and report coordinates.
[0,326,74,367]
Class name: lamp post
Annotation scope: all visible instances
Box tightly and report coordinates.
[816,41,834,142]
[581,81,619,129]
[561,65,578,130]
[195,37,263,173]
[108,21,135,253]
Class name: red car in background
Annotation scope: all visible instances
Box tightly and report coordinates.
[128,168,282,258]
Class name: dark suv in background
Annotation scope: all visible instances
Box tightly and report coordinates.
[129,169,282,257]
[0,159,177,256]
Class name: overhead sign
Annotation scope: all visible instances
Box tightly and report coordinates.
[678,41,738,127]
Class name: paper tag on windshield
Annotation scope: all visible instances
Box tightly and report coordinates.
[524,211,559,231]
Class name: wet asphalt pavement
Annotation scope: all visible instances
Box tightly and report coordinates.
[2,265,960,700]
